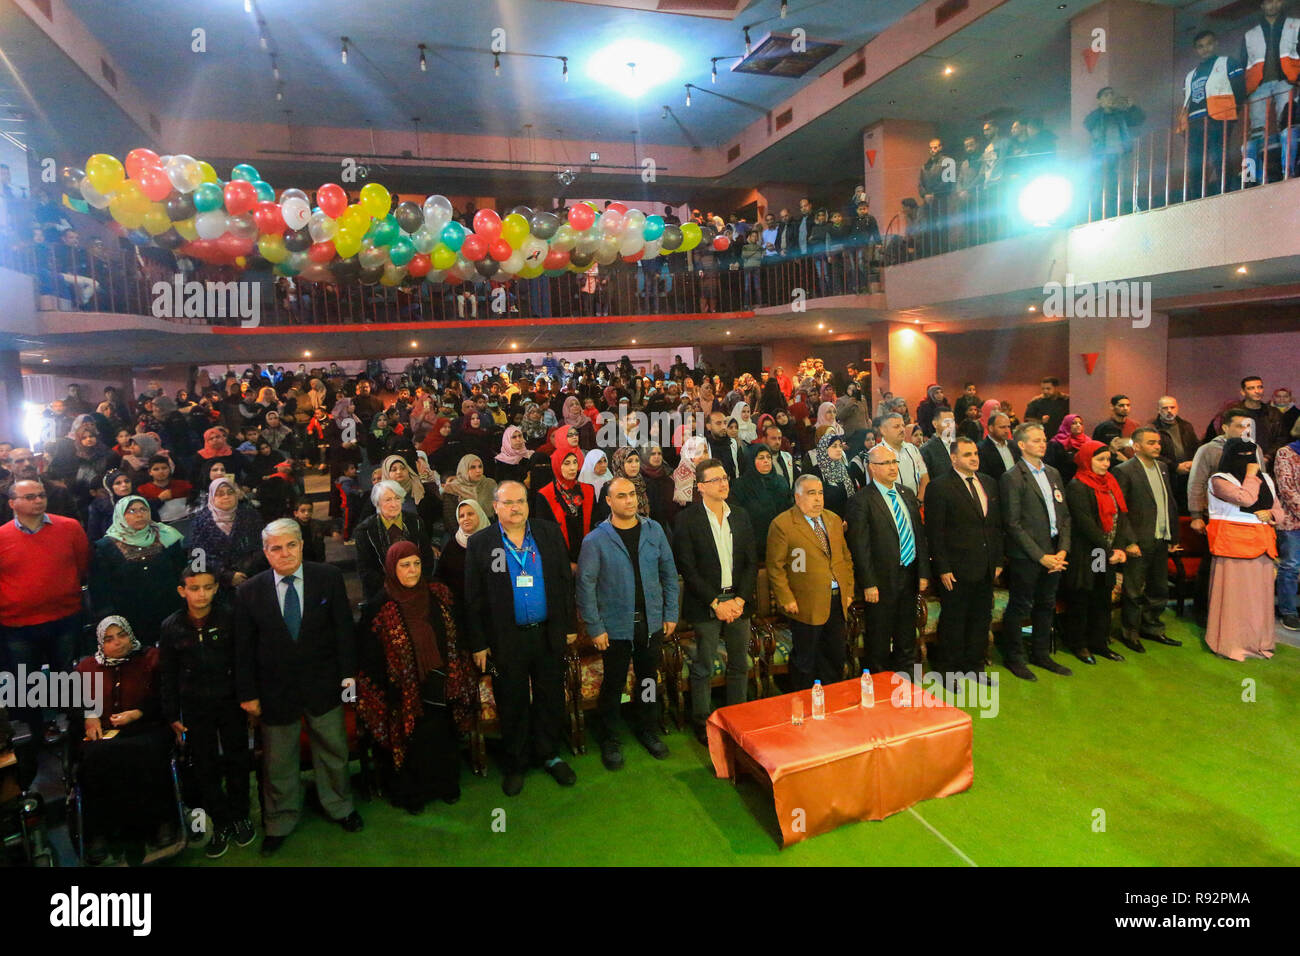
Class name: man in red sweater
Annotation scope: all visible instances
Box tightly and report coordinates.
[0,479,90,744]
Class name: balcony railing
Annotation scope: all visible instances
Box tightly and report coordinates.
[4,239,886,326]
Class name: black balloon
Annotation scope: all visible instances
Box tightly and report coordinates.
[529,211,560,240]
[660,224,683,250]
[60,167,85,195]
[330,258,361,281]
[700,225,716,244]
[568,249,594,268]
[395,201,424,234]
[283,227,312,252]
[166,192,197,221]
[358,264,385,285]
[475,258,500,278]
[154,229,185,250]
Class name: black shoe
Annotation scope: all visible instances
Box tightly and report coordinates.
[693,722,709,746]
[86,836,109,866]
[1283,614,1300,632]
[502,773,524,797]
[1005,661,1037,682]
[334,810,364,833]
[545,760,577,786]
[636,731,670,760]
[1030,656,1073,676]
[1095,648,1125,662]
[975,671,996,687]
[1144,633,1182,647]
[600,737,625,771]
[204,826,231,859]
[260,835,287,857]
[231,817,256,848]
[1072,650,1097,665]
[1117,632,1146,653]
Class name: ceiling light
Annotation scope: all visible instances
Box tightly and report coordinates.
[589,40,680,98]
[589,151,600,162]
[244,0,252,12]
[340,37,349,65]
[712,60,718,83]
[418,44,427,72]
[303,350,312,357]
[827,328,834,333]
[661,106,669,120]
[271,57,280,81]
[510,342,518,349]
[1236,265,1248,274]
[1027,305,1037,312]
[561,57,569,82]
[410,340,418,347]
[259,28,268,51]
[631,338,637,344]
[275,87,283,101]
[944,65,954,76]
[744,28,752,56]
[494,53,501,76]
[725,330,731,335]
[41,357,50,363]
[817,322,824,328]
[685,85,692,106]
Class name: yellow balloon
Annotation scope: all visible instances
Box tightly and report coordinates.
[196,160,218,184]
[142,205,171,236]
[333,233,362,259]
[359,183,390,219]
[680,222,702,252]
[109,200,146,230]
[173,217,198,240]
[340,204,370,234]
[431,243,456,270]
[517,264,545,279]
[501,213,529,248]
[85,154,125,194]
[257,233,289,263]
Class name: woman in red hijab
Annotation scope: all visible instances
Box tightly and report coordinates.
[534,445,594,568]
[1062,440,1133,665]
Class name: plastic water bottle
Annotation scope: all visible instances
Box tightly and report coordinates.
[811,680,825,720]
[860,669,875,708]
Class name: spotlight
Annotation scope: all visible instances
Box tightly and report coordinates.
[943,65,954,76]
[1027,305,1037,312]
[589,151,601,162]
[340,37,349,64]
[562,57,569,82]
[1236,265,1248,274]
[685,84,692,106]
[303,350,312,357]
[418,44,427,72]
[712,60,718,83]
[275,87,283,101]
[244,0,252,12]
[744,28,752,56]
[556,168,576,186]
[510,342,518,349]
[410,340,418,347]
[1017,174,1073,227]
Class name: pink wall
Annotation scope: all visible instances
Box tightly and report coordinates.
[1168,329,1300,436]
[864,119,936,232]
[936,322,1069,420]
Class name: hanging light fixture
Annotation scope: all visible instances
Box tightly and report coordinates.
[685,84,692,106]
[561,57,569,82]
[712,60,718,83]
[780,0,788,18]
[418,44,427,72]
[744,27,752,55]
[244,0,253,13]
[340,37,349,64]
[271,56,280,81]
[494,52,501,76]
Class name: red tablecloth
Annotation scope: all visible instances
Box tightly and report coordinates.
[707,674,973,847]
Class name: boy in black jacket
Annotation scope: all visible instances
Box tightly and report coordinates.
[159,568,254,858]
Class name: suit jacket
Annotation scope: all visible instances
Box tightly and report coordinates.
[925,470,1004,581]
[1000,458,1071,561]
[977,436,1021,480]
[463,519,575,660]
[765,506,855,626]
[672,501,758,623]
[234,561,356,725]
[920,436,954,480]
[1113,456,1177,546]
[845,482,929,596]
[1153,415,1198,467]
[1064,478,1133,592]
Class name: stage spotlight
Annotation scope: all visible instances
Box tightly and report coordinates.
[1018,174,1073,227]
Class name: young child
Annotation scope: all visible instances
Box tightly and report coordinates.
[336,462,362,539]
[293,498,328,563]
[137,454,193,525]
[158,568,253,859]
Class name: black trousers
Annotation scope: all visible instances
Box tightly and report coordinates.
[185,701,252,828]
[597,621,662,738]
[1063,579,1114,654]
[1121,539,1170,637]
[493,623,567,774]
[933,572,994,674]
[789,598,847,690]
[1000,557,1061,663]
[862,577,919,674]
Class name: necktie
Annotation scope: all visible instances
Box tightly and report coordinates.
[887,489,916,565]
[966,476,985,516]
[282,576,301,640]
[811,518,831,556]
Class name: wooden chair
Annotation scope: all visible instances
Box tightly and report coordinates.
[664,575,764,725]
[470,661,582,772]
[564,619,668,754]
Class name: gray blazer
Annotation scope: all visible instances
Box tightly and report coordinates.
[999,458,1071,561]
[1113,456,1177,546]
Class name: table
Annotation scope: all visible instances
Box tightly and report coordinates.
[706,674,973,847]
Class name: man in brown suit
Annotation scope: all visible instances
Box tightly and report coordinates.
[765,474,856,689]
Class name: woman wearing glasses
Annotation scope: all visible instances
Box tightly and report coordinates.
[89,496,187,647]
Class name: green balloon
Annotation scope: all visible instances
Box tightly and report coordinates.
[193,182,224,213]
[388,236,415,266]
[231,163,261,183]
[372,214,400,247]
[251,180,275,202]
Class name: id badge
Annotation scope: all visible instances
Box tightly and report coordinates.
[516,574,534,588]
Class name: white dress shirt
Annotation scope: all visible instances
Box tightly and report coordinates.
[704,502,734,590]
[274,567,305,618]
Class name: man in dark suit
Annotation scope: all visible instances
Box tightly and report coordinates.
[925,437,1003,682]
[673,459,758,743]
[977,412,1020,480]
[235,518,361,856]
[999,422,1072,680]
[1113,426,1182,652]
[846,445,929,674]
[920,410,957,481]
[464,480,578,797]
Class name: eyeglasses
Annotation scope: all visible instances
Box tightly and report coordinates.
[16,493,46,501]
[699,476,729,484]
[872,459,899,466]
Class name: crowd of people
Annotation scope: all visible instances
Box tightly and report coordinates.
[1,351,1296,864]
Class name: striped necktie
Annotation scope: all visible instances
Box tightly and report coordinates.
[886,488,916,565]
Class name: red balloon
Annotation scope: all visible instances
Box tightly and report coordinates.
[252,201,285,235]
[216,232,254,257]
[444,273,462,286]
[461,234,488,261]
[317,182,347,219]
[567,205,595,231]
[308,240,336,264]
[224,180,257,216]
[125,148,161,180]
[543,248,570,270]
[622,250,645,263]
[407,253,431,277]
[472,208,502,241]
[606,201,628,215]
[489,239,513,262]
[713,236,730,252]
[138,165,173,202]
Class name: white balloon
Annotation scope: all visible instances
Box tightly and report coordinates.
[195,210,228,240]
[281,196,311,231]
[359,243,388,270]
[79,177,112,210]
[520,236,548,266]
[624,209,646,233]
[423,195,454,232]
[411,225,438,254]
[307,211,338,243]
[619,233,644,257]
[425,269,447,284]
[503,250,526,273]
[643,239,662,259]
[600,210,625,235]
[575,230,600,255]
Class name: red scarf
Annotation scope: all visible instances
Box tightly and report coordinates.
[1073,440,1127,534]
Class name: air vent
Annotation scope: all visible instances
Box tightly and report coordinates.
[842,59,866,86]
[727,143,741,162]
[775,108,793,131]
[100,59,117,89]
[935,0,969,28]
[731,31,842,79]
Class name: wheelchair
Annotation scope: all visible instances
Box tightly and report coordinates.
[1,726,57,867]
[61,712,190,867]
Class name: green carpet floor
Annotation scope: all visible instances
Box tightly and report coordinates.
[196,617,1300,867]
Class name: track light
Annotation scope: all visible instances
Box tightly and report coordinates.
[744,28,752,55]
[562,57,569,82]
[259,26,268,51]
[340,37,349,64]
[418,44,427,72]
[685,84,691,106]
[271,56,279,81]
[781,0,788,18]
[275,87,283,101]
[661,105,669,120]
[712,60,718,83]
[494,52,501,76]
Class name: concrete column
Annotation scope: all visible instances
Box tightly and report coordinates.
[863,119,937,235]
[0,350,25,447]
[869,322,936,413]
[1067,310,1169,429]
